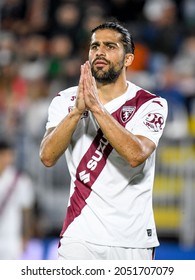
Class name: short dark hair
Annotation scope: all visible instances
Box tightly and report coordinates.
[91,21,135,55]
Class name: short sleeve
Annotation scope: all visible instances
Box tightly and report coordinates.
[46,95,68,130]
[130,97,168,146]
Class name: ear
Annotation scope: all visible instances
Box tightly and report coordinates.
[124,53,134,67]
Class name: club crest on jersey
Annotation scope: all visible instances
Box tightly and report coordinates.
[144,113,164,132]
[120,106,135,123]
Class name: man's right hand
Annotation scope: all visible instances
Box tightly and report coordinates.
[75,65,86,114]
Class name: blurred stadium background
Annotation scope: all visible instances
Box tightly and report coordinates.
[1,0,195,259]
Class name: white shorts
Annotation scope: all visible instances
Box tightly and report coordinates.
[58,237,154,260]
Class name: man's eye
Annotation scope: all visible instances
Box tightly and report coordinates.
[107,45,115,49]
[91,45,98,50]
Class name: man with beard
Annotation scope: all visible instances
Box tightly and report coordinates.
[40,21,168,260]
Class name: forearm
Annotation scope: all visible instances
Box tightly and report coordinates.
[40,108,82,167]
[93,107,155,167]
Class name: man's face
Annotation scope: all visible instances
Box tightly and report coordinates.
[89,29,126,84]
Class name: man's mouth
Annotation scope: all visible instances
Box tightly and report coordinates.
[94,59,108,67]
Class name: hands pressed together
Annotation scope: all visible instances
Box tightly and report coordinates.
[76,61,102,115]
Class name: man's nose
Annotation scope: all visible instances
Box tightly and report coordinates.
[96,46,106,56]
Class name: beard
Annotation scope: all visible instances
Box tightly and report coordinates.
[91,58,125,84]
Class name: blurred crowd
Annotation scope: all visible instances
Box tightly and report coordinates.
[1,0,195,258]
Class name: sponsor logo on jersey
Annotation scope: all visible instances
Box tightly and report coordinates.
[144,113,164,132]
[62,131,112,233]
[79,135,109,183]
[120,106,136,123]
[79,170,90,183]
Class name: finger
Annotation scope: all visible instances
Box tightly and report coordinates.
[78,65,84,90]
[76,66,85,110]
[83,63,91,91]
[80,65,84,83]
[85,62,94,89]
[92,76,96,88]
[86,61,93,82]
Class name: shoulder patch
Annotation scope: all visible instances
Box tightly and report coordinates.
[144,113,164,132]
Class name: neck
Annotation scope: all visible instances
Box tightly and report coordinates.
[97,75,128,104]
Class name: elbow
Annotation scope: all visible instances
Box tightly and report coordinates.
[127,154,146,168]
[39,139,57,167]
[129,160,144,168]
[41,159,55,168]
[39,151,56,168]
